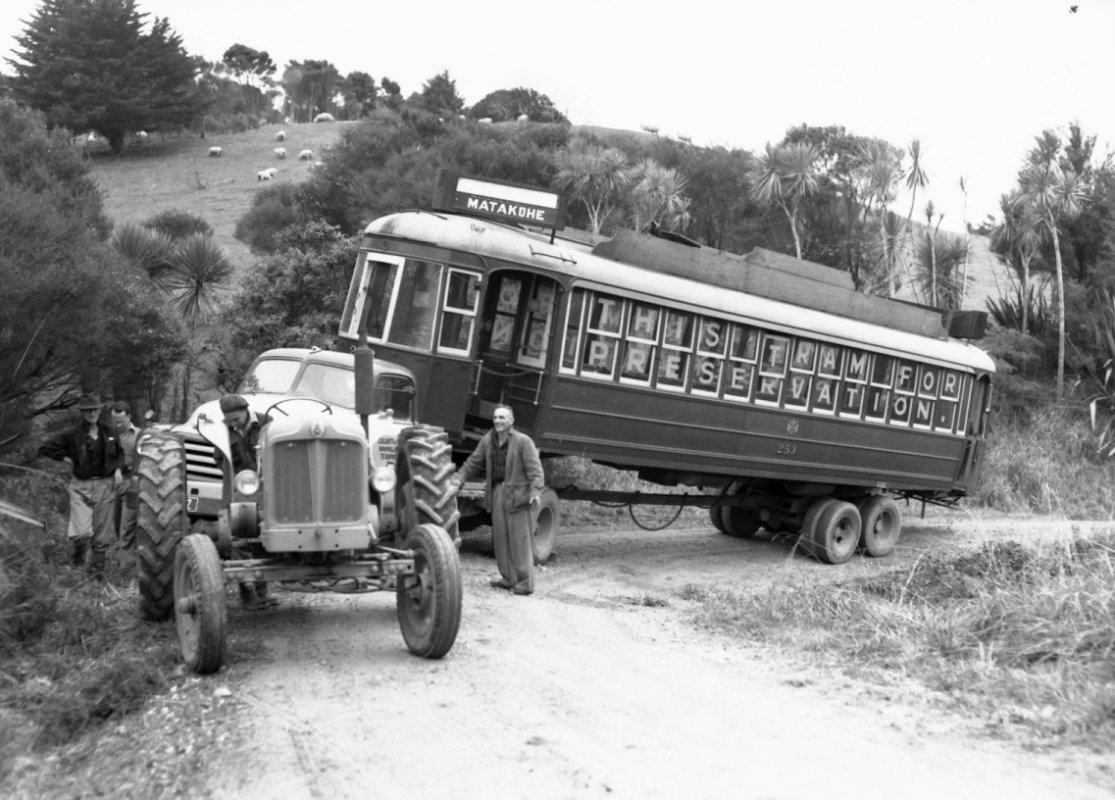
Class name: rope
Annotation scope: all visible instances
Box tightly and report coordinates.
[627,494,687,531]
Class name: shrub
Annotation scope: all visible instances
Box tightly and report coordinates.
[234,182,303,253]
[144,209,213,240]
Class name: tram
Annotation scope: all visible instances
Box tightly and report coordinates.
[337,172,995,563]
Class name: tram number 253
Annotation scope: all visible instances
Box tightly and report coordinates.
[776,442,798,456]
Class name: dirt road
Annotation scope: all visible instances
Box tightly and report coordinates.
[198,515,1112,800]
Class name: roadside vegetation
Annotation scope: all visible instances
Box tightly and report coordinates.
[683,532,1115,745]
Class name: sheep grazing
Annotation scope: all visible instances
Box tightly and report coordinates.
[275,130,286,141]
[208,146,223,157]
[478,117,493,125]
[273,147,287,159]
[516,113,529,123]
[313,112,335,123]
[257,167,278,181]
[298,149,313,161]
[136,130,148,142]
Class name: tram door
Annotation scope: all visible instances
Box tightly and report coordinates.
[472,271,561,433]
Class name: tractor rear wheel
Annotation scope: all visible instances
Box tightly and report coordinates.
[174,534,227,674]
[397,425,460,542]
[137,433,188,621]
[396,523,462,658]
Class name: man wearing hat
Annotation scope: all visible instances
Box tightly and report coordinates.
[37,392,122,578]
[214,394,275,609]
[213,393,268,474]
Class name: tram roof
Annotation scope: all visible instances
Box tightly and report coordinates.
[362,211,996,374]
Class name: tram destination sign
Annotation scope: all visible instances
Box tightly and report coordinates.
[433,171,566,231]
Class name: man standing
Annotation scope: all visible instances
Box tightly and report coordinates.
[37,393,121,579]
[453,405,544,595]
[110,401,140,556]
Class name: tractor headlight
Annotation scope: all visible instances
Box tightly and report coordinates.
[372,466,396,493]
[234,470,260,496]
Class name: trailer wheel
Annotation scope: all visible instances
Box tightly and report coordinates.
[136,433,189,621]
[809,500,862,565]
[397,523,462,659]
[532,487,559,564]
[720,506,762,538]
[709,504,728,533]
[397,425,460,542]
[857,496,901,558]
[174,534,227,674]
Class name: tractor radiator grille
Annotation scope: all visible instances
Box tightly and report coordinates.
[269,439,365,524]
[182,433,221,482]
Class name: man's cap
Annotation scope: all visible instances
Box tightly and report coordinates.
[77,393,102,410]
[219,394,249,413]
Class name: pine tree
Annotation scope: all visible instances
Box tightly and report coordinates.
[5,0,208,154]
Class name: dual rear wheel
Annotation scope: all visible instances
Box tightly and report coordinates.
[800,495,902,564]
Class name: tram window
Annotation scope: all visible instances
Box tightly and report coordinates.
[658,311,692,391]
[387,260,440,349]
[621,341,654,383]
[791,339,817,371]
[364,260,398,340]
[620,303,659,384]
[517,279,558,368]
[817,343,842,376]
[561,290,585,370]
[438,269,480,353]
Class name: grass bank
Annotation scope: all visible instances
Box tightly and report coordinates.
[683,532,1115,746]
[0,472,181,785]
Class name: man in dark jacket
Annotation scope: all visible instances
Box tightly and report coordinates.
[213,393,267,473]
[37,393,121,578]
[453,405,544,595]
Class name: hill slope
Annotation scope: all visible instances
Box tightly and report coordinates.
[86,121,353,278]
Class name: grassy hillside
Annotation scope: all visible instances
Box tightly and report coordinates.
[85,121,355,279]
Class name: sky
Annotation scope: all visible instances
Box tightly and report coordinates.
[4,0,1114,232]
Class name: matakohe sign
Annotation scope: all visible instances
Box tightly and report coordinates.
[433,171,566,230]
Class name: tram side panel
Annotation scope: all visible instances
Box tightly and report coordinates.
[539,377,971,496]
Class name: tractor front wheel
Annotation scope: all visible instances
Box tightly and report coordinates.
[174,534,227,674]
[396,523,462,659]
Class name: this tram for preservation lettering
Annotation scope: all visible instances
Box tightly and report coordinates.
[338,173,995,563]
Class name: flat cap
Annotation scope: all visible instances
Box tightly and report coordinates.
[219,394,249,413]
[77,393,103,410]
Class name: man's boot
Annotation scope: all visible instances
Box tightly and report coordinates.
[70,537,88,568]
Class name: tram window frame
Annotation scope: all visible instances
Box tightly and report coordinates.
[691,317,728,397]
[561,290,586,372]
[657,310,693,392]
[580,292,624,379]
[437,268,482,355]
[619,302,660,386]
[516,278,558,369]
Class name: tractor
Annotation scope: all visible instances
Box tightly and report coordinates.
[134,345,462,674]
